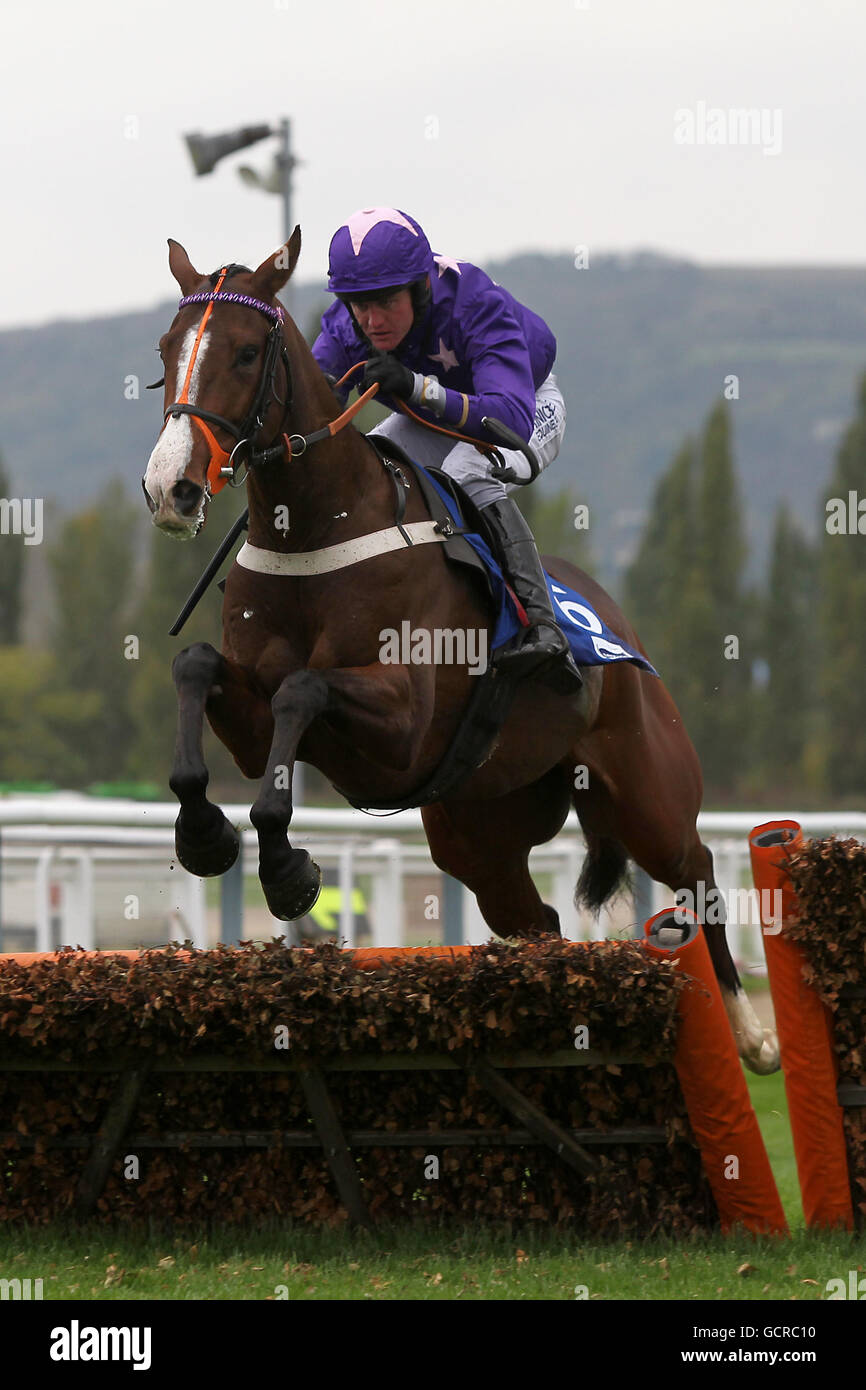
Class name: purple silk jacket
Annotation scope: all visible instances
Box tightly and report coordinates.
[310,258,556,442]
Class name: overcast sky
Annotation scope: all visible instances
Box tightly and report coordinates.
[2,0,865,330]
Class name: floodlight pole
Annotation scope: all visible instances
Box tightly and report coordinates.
[179,116,305,805]
[182,117,298,259]
[276,117,294,245]
[272,115,301,801]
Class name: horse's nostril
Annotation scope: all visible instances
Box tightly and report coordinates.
[141,477,157,514]
[171,479,204,515]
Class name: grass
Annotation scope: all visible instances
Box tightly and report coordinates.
[0,1224,859,1302]
[0,1062,860,1300]
[746,1068,802,1226]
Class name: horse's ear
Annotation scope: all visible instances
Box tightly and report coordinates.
[252,226,302,297]
[167,239,204,295]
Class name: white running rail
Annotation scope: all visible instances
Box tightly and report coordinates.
[0,797,863,966]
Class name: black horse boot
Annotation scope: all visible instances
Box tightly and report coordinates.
[481,498,583,694]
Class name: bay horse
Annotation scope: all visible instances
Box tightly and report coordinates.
[142,228,779,1075]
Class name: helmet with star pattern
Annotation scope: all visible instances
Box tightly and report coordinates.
[327,207,433,295]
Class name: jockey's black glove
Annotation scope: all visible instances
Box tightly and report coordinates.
[361,352,416,400]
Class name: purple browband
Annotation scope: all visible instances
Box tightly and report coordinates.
[177,291,284,323]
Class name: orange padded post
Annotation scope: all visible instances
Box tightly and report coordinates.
[643,909,788,1236]
[749,820,853,1231]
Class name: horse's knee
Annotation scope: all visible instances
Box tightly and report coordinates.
[271,669,329,720]
[172,641,221,689]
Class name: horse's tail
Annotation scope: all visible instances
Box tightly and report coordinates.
[573,826,631,913]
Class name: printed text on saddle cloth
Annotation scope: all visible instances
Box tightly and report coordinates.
[546,579,659,674]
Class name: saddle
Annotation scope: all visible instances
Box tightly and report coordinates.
[366,433,513,610]
[335,435,529,813]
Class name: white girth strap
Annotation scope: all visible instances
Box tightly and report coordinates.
[236,521,446,577]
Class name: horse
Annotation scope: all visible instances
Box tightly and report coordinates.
[141,228,779,1075]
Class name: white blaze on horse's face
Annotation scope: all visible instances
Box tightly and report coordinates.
[143,324,209,537]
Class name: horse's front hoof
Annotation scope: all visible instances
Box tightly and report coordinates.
[175,815,240,878]
[261,849,322,921]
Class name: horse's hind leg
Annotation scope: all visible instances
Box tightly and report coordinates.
[422,764,572,939]
[573,766,779,1073]
[672,837,780,1074]
[644,833,779,1073]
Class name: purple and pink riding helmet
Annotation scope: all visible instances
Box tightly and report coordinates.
[327,207,434,302]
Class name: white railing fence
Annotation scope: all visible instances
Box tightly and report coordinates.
[1,798,863,972]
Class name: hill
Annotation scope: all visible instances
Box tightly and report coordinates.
[3,253,866,591]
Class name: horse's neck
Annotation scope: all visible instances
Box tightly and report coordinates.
[244,328,390,552]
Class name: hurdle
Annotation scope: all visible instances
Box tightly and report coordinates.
[0,924,787,1235]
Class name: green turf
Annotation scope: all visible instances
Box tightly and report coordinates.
[0,1224,859,1301]
[745,1067,803,1228]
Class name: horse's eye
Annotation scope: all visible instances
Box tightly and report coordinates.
[237,345,259,367]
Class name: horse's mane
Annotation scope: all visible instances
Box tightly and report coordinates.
[209,264,251,283]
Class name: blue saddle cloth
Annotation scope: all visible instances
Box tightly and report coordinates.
[422,467,658,676]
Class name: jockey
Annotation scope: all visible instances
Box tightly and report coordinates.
[311,206,582,694]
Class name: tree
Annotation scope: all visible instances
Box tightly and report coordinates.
[48,481,140,783]
[304,302,330,348]
[753,505,818,794]
[697,403,747,614]
[624,437,697,678]
[817,372,866,796]
[624,404,751,800]
[692,401,751,792]
[0,648,102,784]
[518,484,594,571]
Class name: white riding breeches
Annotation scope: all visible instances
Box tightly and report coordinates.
[369,372,566,510]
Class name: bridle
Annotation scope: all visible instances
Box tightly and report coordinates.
[146,267,538,515]
[148,262,542,632]
[148,268,293,497]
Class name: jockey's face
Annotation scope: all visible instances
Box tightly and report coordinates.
[348,287,414,352]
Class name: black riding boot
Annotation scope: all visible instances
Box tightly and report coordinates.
[481,498,583,694]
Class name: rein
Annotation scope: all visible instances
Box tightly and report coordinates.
[154,277,523,493]
[162,291,532,634]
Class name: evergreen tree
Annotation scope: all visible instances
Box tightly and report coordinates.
[624,404,751,801]
[517,485,593,571]
[0,648,101,785]
[624,438,698,678]
[692,401,751,793]
[755,504,818,794]
[698,403,747,612]
[0,453,24,643]
[304,303,330,348]
[818,372,866,796]
[48,482,140,783]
